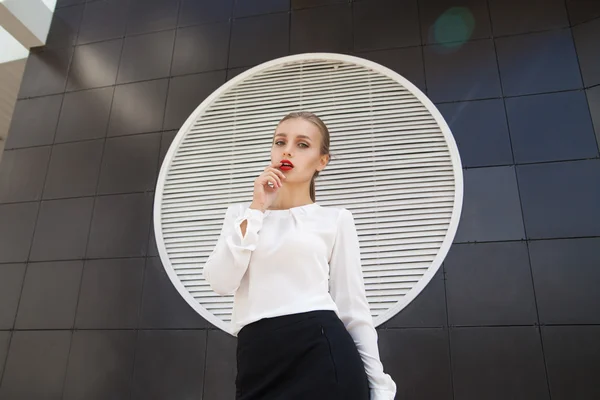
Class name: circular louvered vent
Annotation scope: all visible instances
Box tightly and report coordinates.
[154,53,463,335]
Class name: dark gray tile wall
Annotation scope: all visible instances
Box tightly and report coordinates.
[1,0,599,398]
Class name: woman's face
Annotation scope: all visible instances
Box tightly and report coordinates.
[271,118,328,183]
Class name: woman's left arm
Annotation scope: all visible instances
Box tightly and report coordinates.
[329,208,397,400]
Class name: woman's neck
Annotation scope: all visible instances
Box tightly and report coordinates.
[268,184,313,210]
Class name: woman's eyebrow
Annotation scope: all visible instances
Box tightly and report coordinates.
[274,133,312,141]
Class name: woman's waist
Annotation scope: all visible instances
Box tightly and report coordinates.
[232,293,339,336]
[237,308,342,343]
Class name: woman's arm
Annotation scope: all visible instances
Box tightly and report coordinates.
[329,208,397,400]
[202,204,265,295]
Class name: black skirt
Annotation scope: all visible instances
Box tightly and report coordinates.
[236,310,370,400]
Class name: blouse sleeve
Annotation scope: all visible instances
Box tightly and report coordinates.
[202,204,265,295]
[329,208,397,400]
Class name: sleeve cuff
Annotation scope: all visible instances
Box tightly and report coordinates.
[370,388,396,400]
[231,206,264,250]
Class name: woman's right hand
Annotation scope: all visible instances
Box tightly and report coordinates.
[250,163,286,211]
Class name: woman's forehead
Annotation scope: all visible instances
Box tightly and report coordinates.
[275,119,320,139]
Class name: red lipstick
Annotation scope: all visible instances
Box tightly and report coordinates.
[280,159,294,171]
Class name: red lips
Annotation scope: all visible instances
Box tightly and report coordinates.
[280,159,294,171]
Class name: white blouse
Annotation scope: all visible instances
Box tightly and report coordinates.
[203,202,397,400]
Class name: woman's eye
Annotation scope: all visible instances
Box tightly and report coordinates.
[274,141,284,146]
[299,143,309,148]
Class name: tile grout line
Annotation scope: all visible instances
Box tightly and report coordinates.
[4,322,600,333]
[0,0,83,388]
[15,32,590,104]
[11,0,82,395]
[58,0,129,396]
[414,0,428,95]
[487,0,552,397]
[441,261,456,400]
[568,4,600,156]
[125,0,184,395]
[202,1,236,396]
[349,0,355,54]
[287,0,292,59]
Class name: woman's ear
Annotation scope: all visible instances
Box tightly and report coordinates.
[317,154,330,172]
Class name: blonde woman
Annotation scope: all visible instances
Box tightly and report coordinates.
[204,112,396,399]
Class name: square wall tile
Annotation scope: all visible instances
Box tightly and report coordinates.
[86,193,153,258]
[108,80,169,137]
[172,22,230,75]
[506,90,598,163]
[529,238,600,324]
[355,47,427,93]
[227,66,251,80]
[15,261,83,329]
[75,258,145,329]
[234,0,290,18]
[55,87,114,143]
[97,133,161,195]
[5,95,62,150]
[587,85,600,151]
[78,0,128,44]
[0,331,9,379]
[378,328,453,400]
[436,99,513,167]
[454,166,525,242]
[45,4,84,49]
[18,47,72,98]
[203,330,237,400]
[0,264,26,329]
[159,130,178,166]
[131,330,207,400]
[424,39,501,103]
[573,17,600,88]
[229,13,289,69]
[496,29,582,96]
[147,222,159,257]
[292,0,344,9]
[419,0,492,45]
[0,202,39,263]
[353,0,420,52]
[63,330,137,400]
[56,0,84,7]
[489,0,568,37]
[30,197,94,261]
[0,331,71,400]
[140,258,207,329]
[542,326,600,400]
[517,159,600,239]
[451,326,550,400]
[43,140,104,200]
[382,270,446,328]
[292,0,345,8]
[117,30,175,84]
[178,0,234,27]
[0,146,51,204]
[444,242,537,326]
[291,4,352,53]
[566,0,600,25]
[164,71,226,130]
[127,0,179,35]
[67,39,123,91]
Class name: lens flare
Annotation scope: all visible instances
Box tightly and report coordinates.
[429,7,475,51]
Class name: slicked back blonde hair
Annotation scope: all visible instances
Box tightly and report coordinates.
[277,112,331,202]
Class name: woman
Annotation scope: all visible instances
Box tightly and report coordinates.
[203,112,397,399]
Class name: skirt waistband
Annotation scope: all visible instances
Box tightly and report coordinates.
[237,310,338,342]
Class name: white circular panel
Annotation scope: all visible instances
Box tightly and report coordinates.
[154,53,463,335]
